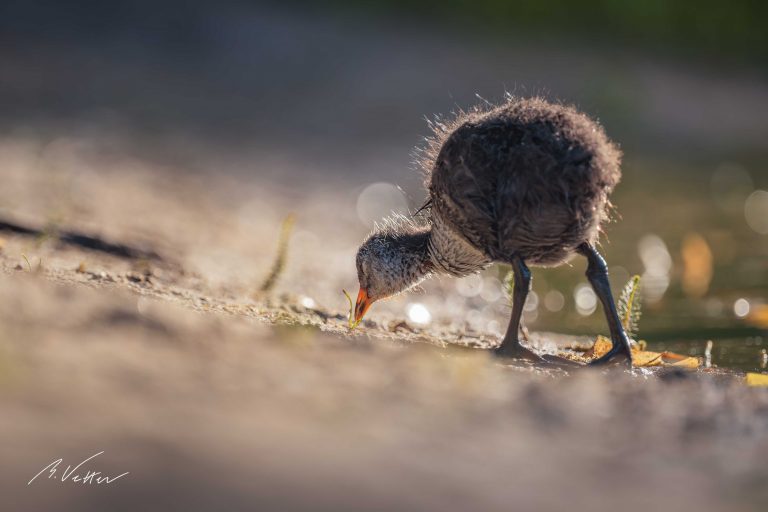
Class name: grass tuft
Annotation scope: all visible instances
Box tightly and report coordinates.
[21,255,32,272]
[20,254,44,273]
[259,214,296,293]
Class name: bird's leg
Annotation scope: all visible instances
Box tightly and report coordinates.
[577,243,633,367]
[494,256,545,362]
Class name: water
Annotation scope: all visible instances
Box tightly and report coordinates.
[468,162,768,373]
[647,337,767,373]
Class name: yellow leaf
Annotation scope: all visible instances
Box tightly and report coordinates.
[632,350,664,367]
[746,373,768,387]
[587,336,700,369]
[670,357,701,369]
[591,335,613,358]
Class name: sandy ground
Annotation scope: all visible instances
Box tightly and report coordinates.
[0,154,767,512]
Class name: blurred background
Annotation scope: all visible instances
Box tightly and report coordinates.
[1,0,767,369]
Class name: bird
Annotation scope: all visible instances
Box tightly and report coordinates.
[353,96,633,366]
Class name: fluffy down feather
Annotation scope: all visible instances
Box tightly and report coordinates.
[420,96,621,266]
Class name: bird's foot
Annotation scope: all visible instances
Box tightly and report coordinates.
[493,343,546,363]
[493,343,581,369]
[588,341,633,367]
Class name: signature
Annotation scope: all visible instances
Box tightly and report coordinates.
[28,451,129,486]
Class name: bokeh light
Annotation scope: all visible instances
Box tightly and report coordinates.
[574,284,597,316]
[356,182,409,228]
[543,290,565,312]
[480,276,503,302]
[406,303,432,325]
[744,190,768,234]
[638,234,672,303]
[680,233,713,298]
[300,296,317,309]
[734,298,750,318]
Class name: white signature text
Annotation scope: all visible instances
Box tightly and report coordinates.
[28,451,129,486]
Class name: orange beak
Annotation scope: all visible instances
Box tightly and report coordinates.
[354,288,373,325]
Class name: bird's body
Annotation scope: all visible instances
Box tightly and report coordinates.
[427,97,620,269]
[354,97,632,366]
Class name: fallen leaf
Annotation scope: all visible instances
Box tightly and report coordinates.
[746,373,768,387]
[670,357,701,369]
[590,336,613,358]
[632,351,664,367]
[588,336,700,369]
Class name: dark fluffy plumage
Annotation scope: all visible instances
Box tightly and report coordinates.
[355,96,632,365]
[421,96,621,266]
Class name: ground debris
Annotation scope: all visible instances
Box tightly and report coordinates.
[568,335,701,369]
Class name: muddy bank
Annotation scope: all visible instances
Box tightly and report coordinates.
[1,265,767,511]
[0,145,766,511]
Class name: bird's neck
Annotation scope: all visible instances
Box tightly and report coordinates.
[385,228,434,291]
[427,216,491,277]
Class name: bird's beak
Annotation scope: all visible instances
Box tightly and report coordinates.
[354,288,373,325]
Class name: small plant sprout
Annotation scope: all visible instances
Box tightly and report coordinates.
[343,289,362,330]
[617,275,642,341]
[20,255,44,273]
[22,254,32,272]
[259,213,296,293]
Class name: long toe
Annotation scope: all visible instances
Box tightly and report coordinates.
[493,344,547,363]
[541,353,584,369]
[588,346,633,367]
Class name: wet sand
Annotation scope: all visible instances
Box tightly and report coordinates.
[1,164,767,511]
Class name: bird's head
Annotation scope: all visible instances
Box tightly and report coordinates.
[352,222,432,326]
